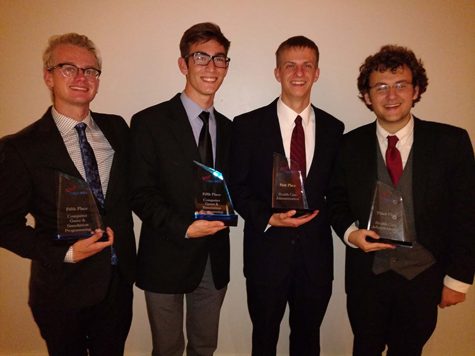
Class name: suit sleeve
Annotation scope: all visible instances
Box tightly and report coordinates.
[445,130,475,284]
[229,116,273,232]
[0,139,69,266]
[129,114,192,239]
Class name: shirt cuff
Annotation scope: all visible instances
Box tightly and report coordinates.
[64,246,75,263]
[443,276,471,294]
[343,223,359,248]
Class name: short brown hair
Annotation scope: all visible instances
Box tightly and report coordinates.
[179,22,230,58]
[275,36,319,67]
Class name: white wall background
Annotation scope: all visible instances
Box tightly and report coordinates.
[0,1,474,355]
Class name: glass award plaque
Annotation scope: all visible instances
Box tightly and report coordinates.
[271,153,312,216]
[193,161,238,226]
[56,172,103,240]
[367,181,413,247]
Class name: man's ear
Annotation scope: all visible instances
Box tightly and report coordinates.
[44,68,54,89]
[363,92,372,106]
[178,57,188,75]
[274,67,281,83]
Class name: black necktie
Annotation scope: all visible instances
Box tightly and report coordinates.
[75,123,105,208]
[198,111,213,167]
[290,115,306,178]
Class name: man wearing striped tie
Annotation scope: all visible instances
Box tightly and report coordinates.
[0,33,136,355]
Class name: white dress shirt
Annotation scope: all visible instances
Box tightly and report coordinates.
[277,97,315,175]
[343,116,469,293]
[52,107,114,263]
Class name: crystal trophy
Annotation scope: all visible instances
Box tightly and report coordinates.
[271,153,312,216]
[193,161,238,226]
[56,172,103,240]
[367,181,413,247]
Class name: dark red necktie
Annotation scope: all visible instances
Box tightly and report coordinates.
[290,115,306,178]
[386,135,402,186]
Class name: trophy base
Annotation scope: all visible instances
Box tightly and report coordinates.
[366,236,413,247]
[272,208,314,218]
[55,232,91,241]
[55,231,106,241]
[194,213,238,227]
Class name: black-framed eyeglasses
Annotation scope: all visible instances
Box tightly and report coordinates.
[185,52,230,68]
[47,63,102,79]
[369,81,413,95]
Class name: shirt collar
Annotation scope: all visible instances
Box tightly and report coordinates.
[376,115,414,146]
[52,106,94,135]
[180,92,214,121]
[277,97,312,128]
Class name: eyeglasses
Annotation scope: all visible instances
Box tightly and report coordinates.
[369,81,413,94]
[47,63,101,79]
[185,52,230,68]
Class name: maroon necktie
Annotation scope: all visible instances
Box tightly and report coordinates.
[386,135,402,186]
[290,115,306,178]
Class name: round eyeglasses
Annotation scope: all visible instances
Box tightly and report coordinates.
[185,52,230,68]
[369,81,413,95]
[48,63,101,79]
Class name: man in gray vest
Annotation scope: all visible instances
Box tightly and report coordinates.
[328,45,474,356]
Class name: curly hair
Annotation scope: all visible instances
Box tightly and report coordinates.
[43,33,101,70]
[357,45,428,109]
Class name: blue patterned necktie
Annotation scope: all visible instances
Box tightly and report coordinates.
[75,122,105,208]
[75,122,117,265]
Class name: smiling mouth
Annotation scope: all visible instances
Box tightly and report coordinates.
[70,86,89,92]
[201,77,217,83]
[385,103,401,109]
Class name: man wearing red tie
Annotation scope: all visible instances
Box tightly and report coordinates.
[329,45,475,356]
[230,36,344,355]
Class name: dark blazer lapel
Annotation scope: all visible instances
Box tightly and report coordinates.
[168,95,201,165]
[412,117,432,213]
[94,114,120,152]
[356,122,379,220]
[264,100,286,157]
[37,110,82,179]
[306,106,326,186]
[361,122,378,183]
[214,110,228,172]
[93,114,122,205]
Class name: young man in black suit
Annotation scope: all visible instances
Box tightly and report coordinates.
[130,23,232,356]
[329,45,475,356]
[0,33,136,355]
[229,36,344,356]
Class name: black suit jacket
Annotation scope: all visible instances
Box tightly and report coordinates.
[229,99,344,287]
[0,108,136,309]
[131,94,232,293]
[328,118,475,292]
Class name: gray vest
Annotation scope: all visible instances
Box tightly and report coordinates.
[372,147,436,280]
